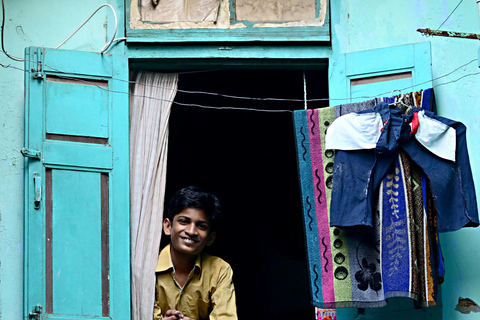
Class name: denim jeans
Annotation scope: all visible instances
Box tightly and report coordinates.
[329,103,479,232]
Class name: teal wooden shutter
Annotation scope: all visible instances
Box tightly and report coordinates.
[329,42,433,105]
[23,47,130,320]
[327,42,442,319]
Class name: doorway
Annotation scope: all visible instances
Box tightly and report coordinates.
[163,68,328,320]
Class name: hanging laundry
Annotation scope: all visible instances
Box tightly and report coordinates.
[326,102,479,232]
[292,89,459,308]
[334,98,384,118]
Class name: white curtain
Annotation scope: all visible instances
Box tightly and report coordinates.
[130,72,179,320]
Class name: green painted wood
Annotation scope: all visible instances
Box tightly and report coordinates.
[24,47,46,319]
[126,27,330,42]
[41,49,113,77]
[46,79,109,138]
[329,42,433,105]
[52,170,102,316]
[127,44,332,60]
[24,47,130,320]
[42,142,113,169]
[345,44,415,77]
[108,50,131,320]
[350,78,413,101]
[36,315,110,320]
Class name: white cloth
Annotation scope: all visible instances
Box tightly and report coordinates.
[325,112,384,150]
[130,72,179,320]
[415,110,456,162]
[325,109,456,162]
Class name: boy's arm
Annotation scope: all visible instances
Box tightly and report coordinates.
[209,265,237,320]
[153,301,163,320]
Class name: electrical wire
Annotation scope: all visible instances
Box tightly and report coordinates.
[55,4,118,53]
[1,0,24,61]
[436,0,464,30]
[374,58,479,98]
[109,58,480,103]
[2,2,119,62]
[2,58,480,112]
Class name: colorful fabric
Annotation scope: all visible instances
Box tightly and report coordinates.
[327,103,479,232]
[334,98,384,118]
[315,308,336,320]
[325,107,457,161]
[293,90,449,308]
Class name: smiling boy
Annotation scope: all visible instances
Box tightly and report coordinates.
[153,186,237,320]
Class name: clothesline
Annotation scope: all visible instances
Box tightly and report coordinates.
[2,59,480,113]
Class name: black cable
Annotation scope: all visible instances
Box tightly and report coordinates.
[1,0,24,61]
[2,59,480,109]
[436,0,464,30]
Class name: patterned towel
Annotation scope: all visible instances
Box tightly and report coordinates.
[293,104,441,308]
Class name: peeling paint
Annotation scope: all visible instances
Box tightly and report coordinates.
[130,0,325,29]
[236,0,315,22]
[254,18,325,28]
[455,297,480,314]
[140,0,220,22]
[130,0,236,29]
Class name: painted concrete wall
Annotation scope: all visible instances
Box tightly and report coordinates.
[0,1,122,319]
[1,0,479,319]
[332,1,480,319]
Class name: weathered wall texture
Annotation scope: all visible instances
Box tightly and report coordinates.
[130,0,326,29]
[236,0,315,21]
[332,1,480,319]
[0,1,121,319]
[2,0,480,319]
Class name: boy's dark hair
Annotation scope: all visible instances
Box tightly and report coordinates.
[167,186,222,231]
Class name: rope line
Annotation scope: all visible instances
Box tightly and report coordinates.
[2,58,480,112]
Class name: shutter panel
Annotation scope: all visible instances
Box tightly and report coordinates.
[329,42,433,105]
[23,47,130,320]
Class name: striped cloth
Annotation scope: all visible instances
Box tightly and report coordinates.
[294,90,442,308]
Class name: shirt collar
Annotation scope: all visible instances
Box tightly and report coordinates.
[155,243,203,276]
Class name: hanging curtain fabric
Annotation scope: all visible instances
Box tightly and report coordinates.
[130,72,179,320]
[293,89,447,308]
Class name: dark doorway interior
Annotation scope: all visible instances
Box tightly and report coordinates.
[164,69,328,320]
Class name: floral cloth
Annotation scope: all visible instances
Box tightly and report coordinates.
[293,89,443,308]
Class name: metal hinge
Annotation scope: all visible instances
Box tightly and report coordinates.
[31,48,45,80]
[29,304,43,319]
[21,148,41,160]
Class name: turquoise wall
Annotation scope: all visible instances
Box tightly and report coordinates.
[0,1,122,319]
[1,0,479,319]
[332,1,480,319]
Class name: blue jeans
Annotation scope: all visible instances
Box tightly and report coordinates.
[330,103,479,232]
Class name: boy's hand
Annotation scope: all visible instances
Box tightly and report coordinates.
[164,310,197,320]
[164,309,183,320]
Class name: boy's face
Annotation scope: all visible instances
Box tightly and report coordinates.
[163,208,216,258]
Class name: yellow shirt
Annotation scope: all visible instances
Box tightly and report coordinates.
[153,244,237,320]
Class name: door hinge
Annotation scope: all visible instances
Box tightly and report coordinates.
[21,148,41,160]
[31,48,45,80]
[29,304,43,319]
